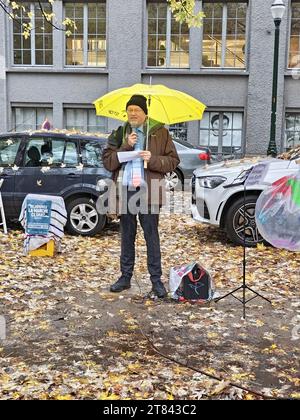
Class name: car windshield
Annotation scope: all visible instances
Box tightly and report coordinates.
[278,146,300,161]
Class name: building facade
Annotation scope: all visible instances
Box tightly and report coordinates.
[0,0,299,158]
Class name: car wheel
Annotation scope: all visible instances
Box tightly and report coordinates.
[164,169,183,191]
[66,197,106,236]
[225,194,263,246]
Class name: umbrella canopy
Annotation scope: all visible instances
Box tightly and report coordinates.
[288,176,300,206]
[270,174,300,206]
[93,83,206,125]
[256,171,300,251]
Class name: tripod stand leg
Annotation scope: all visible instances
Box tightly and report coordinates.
[245,285,272,304]
[215,285,244,302]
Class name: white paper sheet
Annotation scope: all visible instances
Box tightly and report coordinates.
[117,151,140,163]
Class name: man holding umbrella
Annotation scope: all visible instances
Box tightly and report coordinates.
[102,94,180,298]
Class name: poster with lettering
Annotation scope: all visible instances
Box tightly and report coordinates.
[244,162,270,187]
[26,200,52,235]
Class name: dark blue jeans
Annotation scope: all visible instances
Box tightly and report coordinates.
[120,190,162,284]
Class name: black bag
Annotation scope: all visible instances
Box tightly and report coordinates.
[181,264,210,300]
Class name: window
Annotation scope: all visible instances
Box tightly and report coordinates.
[202,1,247,68]
[13,107,53,131]
[199,111,243,158]
[13,2,53,65]
[169,123,188,142]
[56,140,78,166]
[80,139,106,168]
[23,139,43,167]
[23,137,78,167]
[289,2,300,68]
[0,137,21,167]
[64,108,106,132]
[147,2,189,68]
[285,113,300,150]
[65,1,106,66]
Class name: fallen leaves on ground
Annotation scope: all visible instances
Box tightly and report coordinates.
[0,192,299,400]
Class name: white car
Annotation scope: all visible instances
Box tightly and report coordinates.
[191,150,300,246]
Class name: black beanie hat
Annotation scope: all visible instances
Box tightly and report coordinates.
[126,95,148,115]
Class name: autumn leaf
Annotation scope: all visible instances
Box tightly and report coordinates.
[0,192,298,400]
[210,381,230,396]
[55,395,73,400]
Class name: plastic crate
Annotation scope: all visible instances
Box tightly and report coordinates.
[29,239,55,257]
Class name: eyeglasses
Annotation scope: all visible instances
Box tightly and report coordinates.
[126,107,144,114]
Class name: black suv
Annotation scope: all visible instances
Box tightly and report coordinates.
[0,131,112,236]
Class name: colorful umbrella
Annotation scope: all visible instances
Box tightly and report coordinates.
[287,177,300,206]
[256,171,300,251]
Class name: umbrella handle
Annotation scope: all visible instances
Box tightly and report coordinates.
[144,99,151,171]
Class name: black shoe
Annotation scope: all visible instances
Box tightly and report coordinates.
[110,277,131,293]
[152,281,167,298]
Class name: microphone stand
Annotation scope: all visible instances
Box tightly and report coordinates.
[215,173,271,319]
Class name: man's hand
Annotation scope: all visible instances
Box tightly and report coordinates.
[139,151,151,162]
[127,132,138,147]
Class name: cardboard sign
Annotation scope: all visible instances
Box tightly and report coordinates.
[26,199,52,235]
[244,162,270,187]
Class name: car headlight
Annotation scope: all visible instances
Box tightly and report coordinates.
[197,176,227,189]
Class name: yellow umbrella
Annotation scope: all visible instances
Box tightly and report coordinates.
[93,83,206,125]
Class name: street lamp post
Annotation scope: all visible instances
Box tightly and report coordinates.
[268,0,286,157]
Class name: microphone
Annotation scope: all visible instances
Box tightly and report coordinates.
[131,124,138,148]
[131,124,148,169]
[131,123,138,133]
[131,124,138,149]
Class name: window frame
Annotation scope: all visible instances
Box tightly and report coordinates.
[199,110,245,158]
[200,0,249,70]
[12,106,53,131]
[146,1,190,69]
[63,107,107,133]
[284,110,300,150]
[288,0,300,69]
[168,122,188,142]
[64,1,107,68]
[11,1,53,66]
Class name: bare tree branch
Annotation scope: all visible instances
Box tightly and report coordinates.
[0,0,16,20]
[37,0,67,32]
[0,0,75,35]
